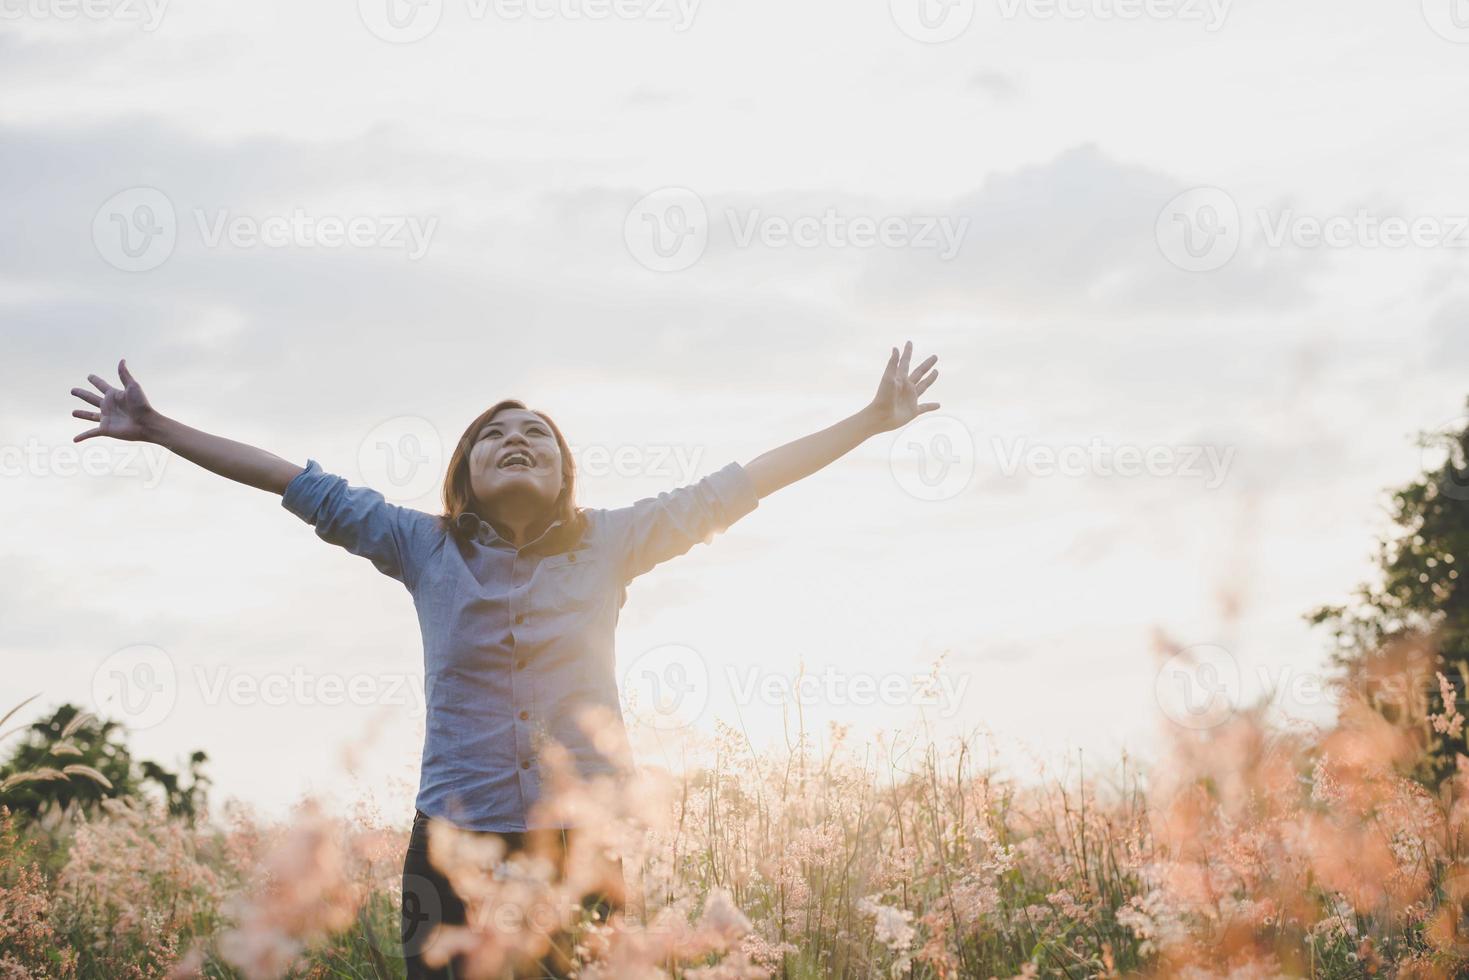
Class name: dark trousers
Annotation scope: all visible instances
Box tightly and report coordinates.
[401,810,622,980]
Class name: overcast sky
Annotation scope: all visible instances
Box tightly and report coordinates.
[4,0,1469,820]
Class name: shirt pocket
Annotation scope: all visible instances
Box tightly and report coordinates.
[532,550,604,612]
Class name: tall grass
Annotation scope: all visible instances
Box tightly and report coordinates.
[3,636,1469,978]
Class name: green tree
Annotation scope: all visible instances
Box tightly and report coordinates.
[1311,403,1469,782]
[0,701,209,821]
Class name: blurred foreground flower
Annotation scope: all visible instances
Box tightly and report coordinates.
[216,803,363,979]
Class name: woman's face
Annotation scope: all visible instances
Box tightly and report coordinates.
[467,407,565,518]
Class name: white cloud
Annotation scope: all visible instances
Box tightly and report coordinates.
[3,0,1468,816]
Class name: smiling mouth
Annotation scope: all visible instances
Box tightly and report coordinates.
[497,450,535,471]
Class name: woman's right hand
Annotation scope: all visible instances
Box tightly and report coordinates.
[69,359,301,493]
[71,360,159,443]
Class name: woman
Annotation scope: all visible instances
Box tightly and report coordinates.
[69,343,940,978]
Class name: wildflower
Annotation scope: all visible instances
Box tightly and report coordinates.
[1311,752,1344,805]
[1433,672,1465,739]
[697,888,753,948]
[857,896,915,977]
[216,805,363,979]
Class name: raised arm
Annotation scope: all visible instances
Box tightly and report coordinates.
[743,341,940,499]
[70,360,303,495]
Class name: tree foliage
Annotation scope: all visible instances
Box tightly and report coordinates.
[1310,403,1469,782]
[0,702,210,821]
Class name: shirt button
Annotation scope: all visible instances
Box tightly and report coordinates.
[520,760,531,770]
[516,658,527,670]
[518,710,529,721]
[514,614,524,625]
[568,553,577,563]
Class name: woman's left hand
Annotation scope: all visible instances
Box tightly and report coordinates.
[863,341,940,434]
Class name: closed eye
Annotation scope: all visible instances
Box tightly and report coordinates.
[475,422,550,443]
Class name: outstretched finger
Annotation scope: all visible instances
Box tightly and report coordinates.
[73,409,101,422]
[118,359,137,387]
[74,427,102,443]
[915,369,938,395]
[917,403,941,415]
[898,340,912,375]
[87,373,115,395]
[908,354,937,384]
[71,387,102,407]
[883,346,899,383]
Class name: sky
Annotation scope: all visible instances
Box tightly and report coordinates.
[3,0,1469,821]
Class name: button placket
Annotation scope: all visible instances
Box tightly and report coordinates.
[509,552,535,779]
[513,655,534,773]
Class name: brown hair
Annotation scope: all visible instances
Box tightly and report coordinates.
[441,399,584,542]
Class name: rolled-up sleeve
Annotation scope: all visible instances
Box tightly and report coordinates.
[281,460,441,590]
[609,462,759,581]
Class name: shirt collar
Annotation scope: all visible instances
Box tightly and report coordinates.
[455,511,570,552]
[453,512,483,538]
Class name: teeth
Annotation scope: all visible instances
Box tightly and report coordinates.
[500,452,532,469]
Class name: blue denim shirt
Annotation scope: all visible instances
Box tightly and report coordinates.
[282,459,759,832]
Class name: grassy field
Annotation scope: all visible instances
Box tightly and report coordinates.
[3,639,1469,979]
